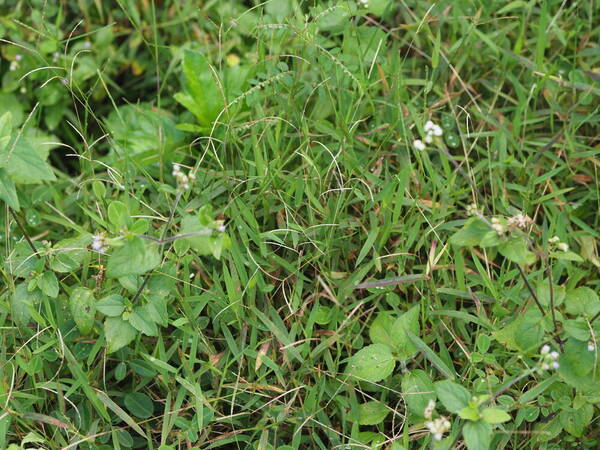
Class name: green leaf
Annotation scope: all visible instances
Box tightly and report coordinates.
[558,338,597,391]
[550,250,584,262]
[178,50,223,126]
[367,0,394,16]
[0,111,13,149]
[69,287,96,335]
[435,380,471,413]
[463,420,492,450]
[0,167,19,210]
[94,389,145,437]
[265,0,293,20]
[106,236,160,278]
[124,392,154,419]
[559,403,593,437]
[369,312,394,346]
[38,271,59,298]
[498,237,536,265]
[107,200,130,231]
[104,317,137,354]
[180,213,231,259]
[96,294,125,317]
[536,281,565,307]
[563,318,590,341]
[390,305,420,359]
[0,137,55,183]
[564,287,600,317]
[128,306,159,337]
[11,283,44,329]
[358,401,389,425]
[480,408,511,424]
[459,405,481,421]
[449,218,490,247]
[401,370,436,417]
[347,344,395,383]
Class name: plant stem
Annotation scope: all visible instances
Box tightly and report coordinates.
[131,190,182,303]
[9,208,40,259]
[516,264,562,349]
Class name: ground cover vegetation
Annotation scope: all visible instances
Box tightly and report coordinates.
[0,0,599,448]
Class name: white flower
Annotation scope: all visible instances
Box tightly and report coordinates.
[588,342,595,351]
[548,236,560,244]
[508,213,530,229]
[549,351,559,360]
[425,417,451,441]
[492,223,505,234]
[557,242,569,252]
[424,120,435,132]
[541,344,550,355]
[424,399,436,420]
[424,134,433,144]
[413,139,426,151]
[217,224,227,233]
[552,361,560,369]
[358,0,369,7]
[432,124,443,136]
[83,41,91,49]
[15,54,22,61]
[91,233,107,253]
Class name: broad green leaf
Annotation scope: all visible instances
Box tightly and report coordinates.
[536,281,565,307]
[124,392,154,419]
[558,338,597,391]
[435,380,471,413]
[563,318,590,341]
[107,200,130,231]
[514,318,544,353]
[11,283,44,329]
[559,403,593,437]
[550,250,584,262]
[38,271,59,298]
[498,237,536,265]
[266,0,293,20]
[367,0,394,16]
[459,405,481,421]
[358,401,389,425]
[369,312,394,346]
[0,137,55,183]
[0,167,19,210]
[401,370,436,417]
[564,287,600,317]
[49,234,91,273]
[0,111,12,143]
[449,218,490,247]
[128,306,158,337]
[390,305,420,359]
[179,50,222,126]
[69,287,96,335]
[5,241,43,278]
[180,213,231,259]
[104,317,137,354]
[463,420,492,450]
[96,294,125,317]
[106,236,160,278]
[347,344,395,383]
[481,408,511,424]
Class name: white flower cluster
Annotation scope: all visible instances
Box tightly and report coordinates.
[91,233,108,253]
[413,120,443,151]
[548,236,569,252]
[491,217,505,235]
[358,0,369,7]
[539,344,559,371]
[423,400,450,441]
[507,213,532,229]
[172,164,195,190]
[466,203,481,216]
[9,54,22,71]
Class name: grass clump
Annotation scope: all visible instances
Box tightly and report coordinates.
[0,1,599,449]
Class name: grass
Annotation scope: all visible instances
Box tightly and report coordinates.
[0,0,599,449]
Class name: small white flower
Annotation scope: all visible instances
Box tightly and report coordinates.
[552,361,560,370]
[548,236,560,244]
[550,351,559,360]
[9,61,17,71]
[541,344,550,355]
[423,399,436,420]
[425,417,451,441]
[15,54,22,61]
[588,343,595,351]
[557,242,569,252]
[541,363,549,371]
[358,0,369,7]
[432,124,443,136]
[492,223,505,234]
[217,224,227,233]
[413,139,426,151]
[508,213,530,229]
[424,120,435,132]
[83,41,91,49]
[424,134,433,144]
